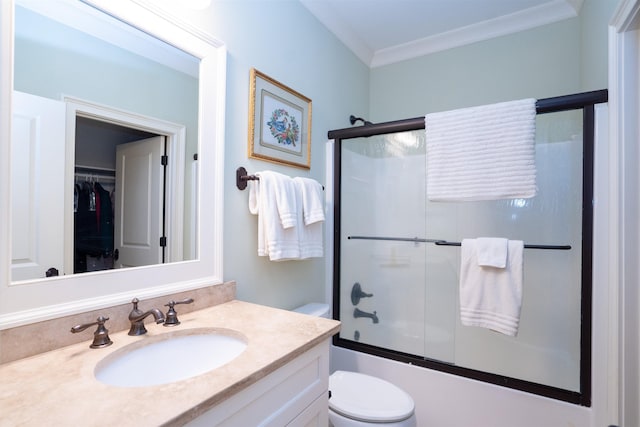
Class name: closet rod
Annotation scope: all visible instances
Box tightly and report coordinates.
[75,173,115,181]
[347,235,571,250]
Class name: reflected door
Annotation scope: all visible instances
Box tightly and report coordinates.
[114,136,166,268]
[11,91,66,280]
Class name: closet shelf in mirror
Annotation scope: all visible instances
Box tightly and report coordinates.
[75,165,116,181]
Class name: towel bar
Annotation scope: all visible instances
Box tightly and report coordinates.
[347,235,571,250]
[236,166,324,191]
[434,241,572,250]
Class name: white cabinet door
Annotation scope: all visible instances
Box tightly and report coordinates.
[11,91,66,281]
[185,340,330,427]
[114,136,165,268]
[286,394,329,427]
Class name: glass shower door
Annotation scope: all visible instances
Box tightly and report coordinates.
[338,130,436,357]
[335,104,590,401]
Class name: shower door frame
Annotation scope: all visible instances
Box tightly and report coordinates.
[329,89,608,406]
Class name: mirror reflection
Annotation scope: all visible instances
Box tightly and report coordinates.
[12,1,200,282]
[74,118,158,274]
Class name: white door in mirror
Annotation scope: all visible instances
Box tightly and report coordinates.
[115,136,165,268]
[11,91,65,281]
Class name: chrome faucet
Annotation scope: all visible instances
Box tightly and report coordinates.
[354,308,379,324]
[128,298,165,336]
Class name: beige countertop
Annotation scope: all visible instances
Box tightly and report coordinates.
[0,300,340,426]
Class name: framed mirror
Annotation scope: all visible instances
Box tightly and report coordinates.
[0,0,226,328]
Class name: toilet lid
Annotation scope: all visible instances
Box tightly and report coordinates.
[329,371,415,423]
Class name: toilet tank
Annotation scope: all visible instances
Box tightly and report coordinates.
[292,303,330,318]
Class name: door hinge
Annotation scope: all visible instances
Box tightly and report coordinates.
[160,236,167,247]
[161,155,168,166]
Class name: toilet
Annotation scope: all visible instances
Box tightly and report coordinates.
[293,304,417,427]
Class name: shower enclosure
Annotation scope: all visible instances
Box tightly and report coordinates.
[329,90,608,406]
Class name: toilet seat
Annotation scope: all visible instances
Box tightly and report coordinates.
[329,371,415,423]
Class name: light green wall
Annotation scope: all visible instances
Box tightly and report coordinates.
[168,0,617,310]
[220,1,368,309]
[581,0,617,91]
[369,0,617,122]
[164,0,370,309]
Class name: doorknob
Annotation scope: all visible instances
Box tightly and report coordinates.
[45,267,59,277]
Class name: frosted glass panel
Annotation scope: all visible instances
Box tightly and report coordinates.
[445,110,583,391]
[340,131,428,355]
[338,110,583,392]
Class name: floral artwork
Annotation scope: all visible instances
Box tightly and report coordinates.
[267,108,300,147]
[260,92,303,154]
[248,68,311,169]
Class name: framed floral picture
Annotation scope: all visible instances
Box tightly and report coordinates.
[248,68,312,169]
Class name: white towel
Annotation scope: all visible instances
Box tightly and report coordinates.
[459,238,524,336]
[248,171,300,261]
[293,177,325,225]
[476,237,508,268]
[426,98,537,201]
[293,177,325,258]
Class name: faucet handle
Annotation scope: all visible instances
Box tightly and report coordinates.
[163,298,194,327]
[70,316,113,349]
[351,282,373,306]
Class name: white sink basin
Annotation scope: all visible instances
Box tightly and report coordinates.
[95,328,247,387]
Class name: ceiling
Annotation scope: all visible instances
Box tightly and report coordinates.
[300,0,583,68]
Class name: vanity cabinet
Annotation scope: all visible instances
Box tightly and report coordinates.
[186,339,330,426]
[0,301,340,425]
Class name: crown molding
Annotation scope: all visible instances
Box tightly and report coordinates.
[371,0,582,67]
[302,0,583,69]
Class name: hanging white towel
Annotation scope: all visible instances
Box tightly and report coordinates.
[476,237,508,268]
[459,238,524,336]
[248,171,300,261]
[293,177,325,258]
[293,177,325,225]
[425,98,537,201]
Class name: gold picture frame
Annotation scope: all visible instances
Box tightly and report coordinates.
[248,68,312,169]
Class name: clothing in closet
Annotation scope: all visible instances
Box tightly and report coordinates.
[74,180,114,273]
